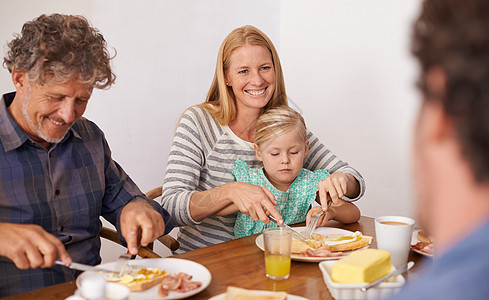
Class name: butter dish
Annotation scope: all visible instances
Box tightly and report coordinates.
[319,260,405,300]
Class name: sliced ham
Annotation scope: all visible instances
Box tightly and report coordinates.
[160,275,183,290]
[158,285,169,297]
[157,272,202,297]
[300,246,344,257]
[412,241,434,255]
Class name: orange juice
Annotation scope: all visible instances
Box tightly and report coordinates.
[265,254,291,279]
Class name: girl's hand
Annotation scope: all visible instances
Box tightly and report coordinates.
[307,200,361,226]
[317,172,359,211]
[306,206,334,227]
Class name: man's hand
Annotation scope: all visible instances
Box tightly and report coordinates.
[0,223,71,269]
[120,201,166,255]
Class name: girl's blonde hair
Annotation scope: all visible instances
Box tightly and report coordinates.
[200,25,288,125]
[254,106,307,147]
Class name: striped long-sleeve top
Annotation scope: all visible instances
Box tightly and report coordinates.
[161,106,365,253]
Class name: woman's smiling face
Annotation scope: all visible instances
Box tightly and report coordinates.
[225,44,276,113]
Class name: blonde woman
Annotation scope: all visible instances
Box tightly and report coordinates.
[162,25,365,253]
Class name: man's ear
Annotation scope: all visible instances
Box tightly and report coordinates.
[423,67,455,143]
[425,67,446,100]
[12,69,27,92]
[419,98,457,150]
[254,144,263,162]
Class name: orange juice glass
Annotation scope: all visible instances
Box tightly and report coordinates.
[263,227,292,280]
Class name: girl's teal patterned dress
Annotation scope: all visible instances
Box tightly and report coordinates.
[231,158,330,238]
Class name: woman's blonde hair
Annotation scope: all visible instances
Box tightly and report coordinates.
[254,106,307,148]
[201,25,288,125]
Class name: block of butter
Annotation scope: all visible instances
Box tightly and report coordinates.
[331,249,391,283]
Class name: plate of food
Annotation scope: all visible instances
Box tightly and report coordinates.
[76,258,211,299]
[410,228,434,257]
[208,286,308,300]
[255,227,372,262]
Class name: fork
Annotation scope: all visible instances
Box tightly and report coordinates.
[269,215,307,242]
[113,253,132,277]
[304,199,333,238]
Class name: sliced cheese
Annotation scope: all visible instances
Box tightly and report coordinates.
[331,249,391,283]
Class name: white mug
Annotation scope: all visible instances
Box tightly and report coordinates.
[375,216,415,268]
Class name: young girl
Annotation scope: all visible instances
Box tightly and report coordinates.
[231,106,361,238]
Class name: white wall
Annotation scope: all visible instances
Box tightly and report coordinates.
[280,0,422,218]
[0,0,423,259]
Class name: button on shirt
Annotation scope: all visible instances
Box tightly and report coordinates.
[0,92,173,296]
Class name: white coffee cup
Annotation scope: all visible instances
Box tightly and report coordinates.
[375,216,415,268]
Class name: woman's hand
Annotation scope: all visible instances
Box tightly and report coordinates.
[226,182,282,224]
[190,182,283,224]
[317,172,360,211]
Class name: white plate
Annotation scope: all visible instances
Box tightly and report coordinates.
[209,291,308,300]
[410,229,434,257]
[76,258,211,299]
[319,260,405,300]
[255,226,368,262]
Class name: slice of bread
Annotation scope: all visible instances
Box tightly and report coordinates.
[417,231,432,244]
[292,238,312,253]
[327,235,373,252]
[125,273,169,291]
[292,232,372,254]
[224,286,287,300]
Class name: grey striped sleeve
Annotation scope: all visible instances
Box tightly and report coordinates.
[304,130,366,201]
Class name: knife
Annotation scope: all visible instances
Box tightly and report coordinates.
[360,261,415,292]
[55,260,114,274]
[269,215,307,242]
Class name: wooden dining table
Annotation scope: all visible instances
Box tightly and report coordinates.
[1,216,432,300]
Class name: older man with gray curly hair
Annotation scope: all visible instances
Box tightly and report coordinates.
[0,14,173,296]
